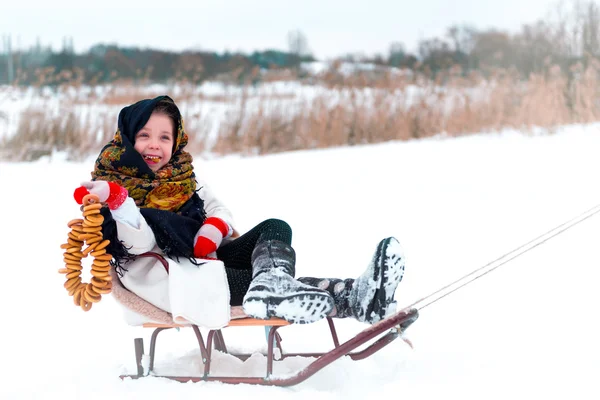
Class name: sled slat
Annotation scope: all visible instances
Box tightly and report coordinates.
[227,317,291,326]
[142,317,291,329]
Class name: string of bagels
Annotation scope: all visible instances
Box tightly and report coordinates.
[59,194,113,311]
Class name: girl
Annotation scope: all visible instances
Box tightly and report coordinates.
[74,95,406,325]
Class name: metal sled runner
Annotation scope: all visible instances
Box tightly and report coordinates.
[119,307,419,386]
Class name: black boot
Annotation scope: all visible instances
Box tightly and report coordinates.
[242,240,334,324]
[298,237,405,324]
[295,277,356,318]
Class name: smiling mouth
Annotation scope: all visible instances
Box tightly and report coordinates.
[143,155,162,163]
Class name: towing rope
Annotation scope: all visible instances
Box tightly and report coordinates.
[407,202,600,311]
[59,194,113,311]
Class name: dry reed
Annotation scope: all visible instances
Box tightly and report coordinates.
[1,61,599,161]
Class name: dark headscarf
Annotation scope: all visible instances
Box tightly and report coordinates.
[92,96,207,268]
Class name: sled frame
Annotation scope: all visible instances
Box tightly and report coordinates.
[119,307,419,386]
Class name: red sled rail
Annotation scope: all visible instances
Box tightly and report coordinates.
[120,307,419,386]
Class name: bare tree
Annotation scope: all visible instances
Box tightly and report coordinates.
[3,35,13,83]
[514,22,558,74]
[446,24,477,54]
[287,29,311,57]
[548,0,600,58]
[388,41,417,67]
[418,38,451,60]
[581,0,600,55]
[470,30,514,69]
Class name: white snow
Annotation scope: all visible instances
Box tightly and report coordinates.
[0,123,599,399]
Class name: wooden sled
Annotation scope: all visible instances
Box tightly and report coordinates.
[112,269,419,386]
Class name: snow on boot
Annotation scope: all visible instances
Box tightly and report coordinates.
[296,277,355,318]
[352,236,405,324]
[298,237,405,324]
[242,240,334,324]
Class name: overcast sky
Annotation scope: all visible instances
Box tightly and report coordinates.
[1,0,566,59]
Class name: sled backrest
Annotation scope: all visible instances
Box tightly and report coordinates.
[109,267,173,324]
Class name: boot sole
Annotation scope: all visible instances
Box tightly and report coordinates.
[359,237,387,322]
[244,292,334,324]
[371,237,405,323]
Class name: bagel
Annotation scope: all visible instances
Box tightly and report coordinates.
[92,286,112,295]
[82,209,101,217]
[90,277,109,289]
[85,214,104,224]
[67,237,84,247]
[90,249,107,257]
[85,235,103,245]
[94,239,111,252]
[80,296,92,312]
[94,254,113,261]
[64,277,81,291]
[82,202,102,210]
[92,259,110,267]
[73,288,84,306]
[77,233,98,241]
[65,246,81,254]
[90,269,109,279]
[65,270,82,280]
[81,241,99,257]
[67,218,84,227]
[82,226,102,233]
[68,231,81,241]
[63,252,81,261]
[65,262,83,271]
[83,287,101,303]
[91,266,111,274]
[68,283,81,296]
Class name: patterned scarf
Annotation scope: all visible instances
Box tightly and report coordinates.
[92,96,206,267]
[92,96,195,213]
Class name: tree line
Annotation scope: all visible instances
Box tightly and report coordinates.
[353,1,600,78]
[2,1,599,85]
[0,40,316,86]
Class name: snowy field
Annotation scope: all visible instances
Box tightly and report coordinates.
[0,123,599,399]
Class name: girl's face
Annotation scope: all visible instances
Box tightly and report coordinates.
[134,112,175,172]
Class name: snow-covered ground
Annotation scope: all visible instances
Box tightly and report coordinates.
[0,123,599,399]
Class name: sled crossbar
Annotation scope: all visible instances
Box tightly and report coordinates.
[119,307,419,386]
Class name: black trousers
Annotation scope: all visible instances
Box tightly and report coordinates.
[216,218,292,305]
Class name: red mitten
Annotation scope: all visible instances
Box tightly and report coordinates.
[73,181,128,210]
[193,217,230,258]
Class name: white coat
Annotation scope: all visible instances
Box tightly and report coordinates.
[112,180,236,324]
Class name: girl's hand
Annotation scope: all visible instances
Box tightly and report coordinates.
[194,217,230,258]
[74,181,128,210]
